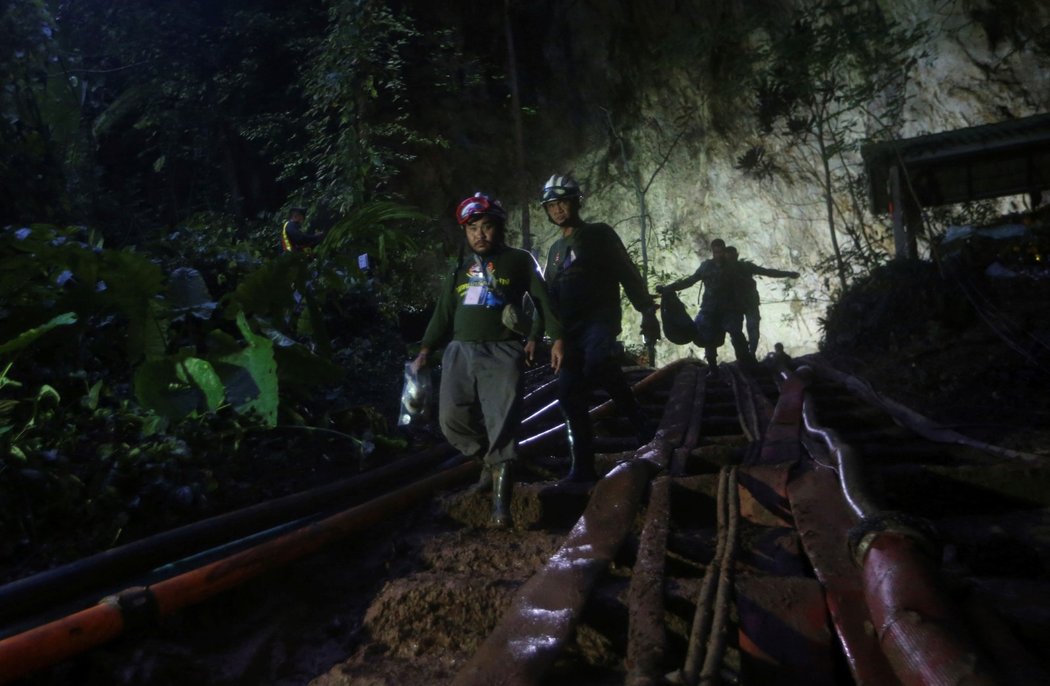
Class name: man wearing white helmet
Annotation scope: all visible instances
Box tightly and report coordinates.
[412,193,564,527]
[540,174,660,482]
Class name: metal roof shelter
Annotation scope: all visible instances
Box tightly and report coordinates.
[861,113,1050,257]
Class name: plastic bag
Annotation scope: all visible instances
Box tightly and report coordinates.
[398,362,433,427]
[501,303,533,337]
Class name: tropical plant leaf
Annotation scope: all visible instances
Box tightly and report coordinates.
[214,312,278,426]
[83,380,103,410]
[133,359,202,421]
[211,361,259,406]
[98,250,165,318]
[168,267,217,320]
[35,384,60,405]
[317,200,427,261]
[127,300,169,363]
[0,312,78,355]
[176,357,224,412]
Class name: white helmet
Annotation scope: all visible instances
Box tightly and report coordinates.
[540,174,582,205]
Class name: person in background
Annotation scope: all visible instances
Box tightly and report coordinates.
[724,245,799,357]
[540,174,660,482]
[412,193,564,527]
[657,238,751,376]
[280,207,324,252]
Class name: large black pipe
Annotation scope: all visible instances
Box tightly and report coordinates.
[0,457,478,684]
[0,444,456,626]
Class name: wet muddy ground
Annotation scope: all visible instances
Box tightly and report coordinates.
[17,258,1050,684]
[25,472,613,685]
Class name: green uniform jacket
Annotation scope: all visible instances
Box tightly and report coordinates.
[421,246,563,350]
[731,260,799,311]
[545,222,655,333]
[667,257,732,313]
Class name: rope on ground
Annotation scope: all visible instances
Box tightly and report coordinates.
[674,464,738,685]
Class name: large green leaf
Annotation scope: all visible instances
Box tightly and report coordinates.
[176,357,224,412]
[127,300,169,363]
[317,200,427,261]
[256,320,345,387]
[133,354,225,420]
[98,251,165,318]
[214,312,278,426]
[133,359,201,421]
[0,312,77,355]
[168,267,217,320]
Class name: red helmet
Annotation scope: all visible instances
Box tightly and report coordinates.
[456,192,507,225]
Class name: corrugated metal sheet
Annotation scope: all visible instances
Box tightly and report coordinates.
[862,113,1050,213]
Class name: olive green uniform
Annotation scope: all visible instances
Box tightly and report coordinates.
[422,246,562,465]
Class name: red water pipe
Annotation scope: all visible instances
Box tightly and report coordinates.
[0,459,477,684]
[857,530,1001,686]
[785,362,1004,685]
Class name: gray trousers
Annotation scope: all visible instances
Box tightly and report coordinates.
[438,340,524,466]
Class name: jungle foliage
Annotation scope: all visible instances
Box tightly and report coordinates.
[0,0,520,577]
[5,0,1043,579]
[0,204,426,578]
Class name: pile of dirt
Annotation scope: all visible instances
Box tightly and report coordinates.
[818,258,1050,455]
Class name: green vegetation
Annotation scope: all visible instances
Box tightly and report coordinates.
[0,0,508,576]
[0,210,421,577]
[741,0,928,291]
[3,0,1044,579]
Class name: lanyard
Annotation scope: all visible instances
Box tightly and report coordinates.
[473,254,497,290]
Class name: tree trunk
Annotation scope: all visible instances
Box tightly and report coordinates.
[817,118,847,292]
[504,0,531,252]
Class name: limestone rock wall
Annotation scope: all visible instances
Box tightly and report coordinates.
[509,0,1050,361]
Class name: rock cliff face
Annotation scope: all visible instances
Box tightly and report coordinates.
[484,0,1050,361]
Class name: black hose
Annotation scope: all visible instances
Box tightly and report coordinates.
[0,444,456,627]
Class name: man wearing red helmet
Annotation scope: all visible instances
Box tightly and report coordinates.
[540,174,660,482]
[412,193,564,527]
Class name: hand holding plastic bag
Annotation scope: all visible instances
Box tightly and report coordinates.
[398,361,432,426]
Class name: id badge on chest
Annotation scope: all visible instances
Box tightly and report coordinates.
[563,248,576,269]
[463,285,487,305]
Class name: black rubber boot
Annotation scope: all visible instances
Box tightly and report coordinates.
[490,462,513,528]
[560,408,597,482]
[730,334,758,371]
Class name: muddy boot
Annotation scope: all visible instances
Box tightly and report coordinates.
[490,462,513,528]
[560,408,597,482]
